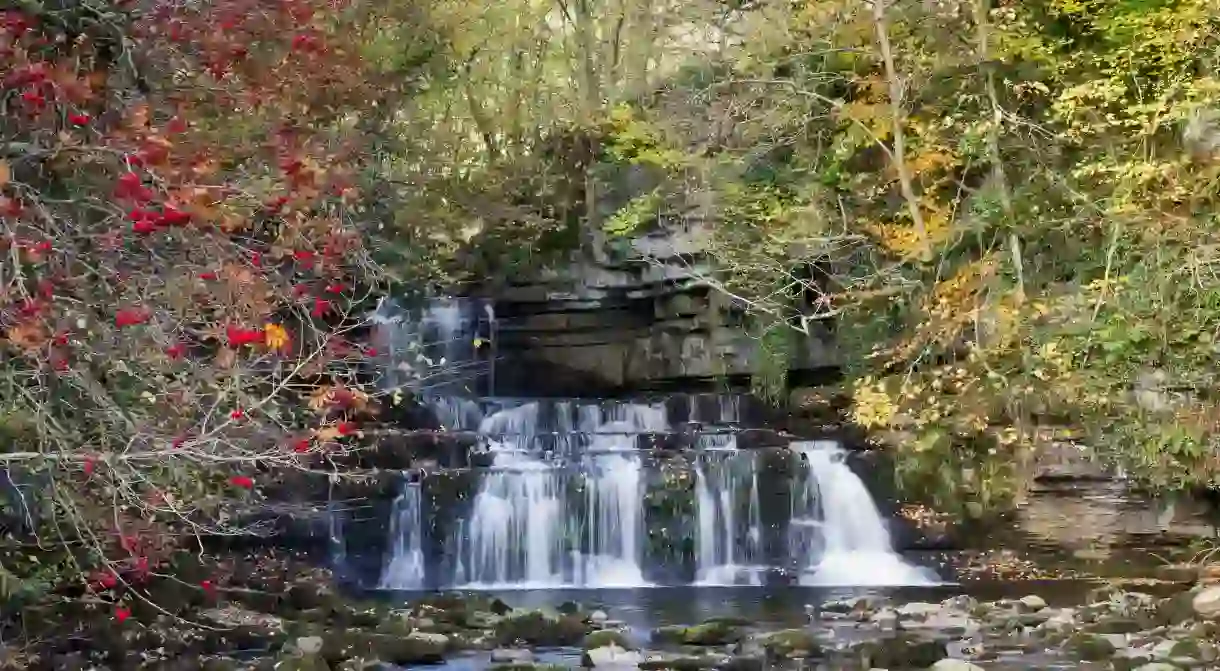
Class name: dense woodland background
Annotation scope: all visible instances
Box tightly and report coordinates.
[3,0,1220,624]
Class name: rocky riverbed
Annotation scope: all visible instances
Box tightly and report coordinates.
[14,558,1220,671]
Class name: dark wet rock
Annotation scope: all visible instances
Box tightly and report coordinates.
[759,629,822,659]
[1088,617,1144,634]
[638,652,727,670]
[1064,632,1117,660]
[496,609,589,646]
[1153,564,1200,584]
[847,635,948,669]
[585,630,633,650]
[717,654,764,671]
[557,600,582,616]
[652,621,742,646]
[320,629,450,665]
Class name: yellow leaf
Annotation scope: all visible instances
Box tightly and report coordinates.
[473,337,484,349]
[315,426,343,442]
[0,160,9,186]
[264,323,289,351]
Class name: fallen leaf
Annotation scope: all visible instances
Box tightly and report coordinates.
[0,160,9,187]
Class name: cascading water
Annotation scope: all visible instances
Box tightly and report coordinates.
[693,443,764,586]
[378,480,426,589]
[366,314,940,591]
[451,402,665,588]
[789,440,937,586]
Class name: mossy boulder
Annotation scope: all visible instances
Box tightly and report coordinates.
[321,630,450,665]
[849,635,947,668]
[761,629,822,659]
[495,609,589,646]
[1063,632,1116,661]
[651,621,742,646]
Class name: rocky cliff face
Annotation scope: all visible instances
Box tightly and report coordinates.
[476,225,838,396]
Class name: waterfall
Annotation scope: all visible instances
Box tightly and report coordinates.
[372,388,940,589]
[378,479,426,589]
[693,446,764,586]
[789,440,937,586]
[454,401,660,588]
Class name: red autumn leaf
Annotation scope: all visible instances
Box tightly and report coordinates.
[114,307,149,328]
[201,579,215,594]
[229,475,254,488]
[229,408,244,420]
[311,298,331,316]
[166,342,186,359]
[337,421,356,436]
[98,572,118,589]
[114,607,131,623]
[68,112,90,125]
[83,457,95,476]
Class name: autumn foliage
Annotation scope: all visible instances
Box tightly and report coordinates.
[0,0,405,608]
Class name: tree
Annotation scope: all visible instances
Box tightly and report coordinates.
[0,0,439,618]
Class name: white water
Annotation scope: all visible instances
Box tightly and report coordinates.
[693,445,765,586]
[790,440,937,587]
[454,402,663,588]
[378,481,426,589]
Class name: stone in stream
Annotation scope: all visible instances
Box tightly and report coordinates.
[496,609,590,646]
[1192,585,1220,619]
[651,621,743,646]
[1017,595,1047,612]
[759,629,823,659]
[1063,632,1117,661]
[847,635,948,668]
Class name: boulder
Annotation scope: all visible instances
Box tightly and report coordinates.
[1063,632,1116,661]
[760,629,822,659]
[650,622,741,646]
[1193,586,1220,619]
[321,630,450,665]
[848,635,947,669]
[1017,595,1047,612]
[496,609,590,646]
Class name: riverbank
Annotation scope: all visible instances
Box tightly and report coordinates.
[6,547,1220,670]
